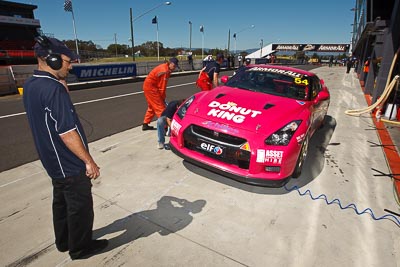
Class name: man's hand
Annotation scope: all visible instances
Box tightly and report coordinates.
[85,160,100,179]
[60,129,100,179]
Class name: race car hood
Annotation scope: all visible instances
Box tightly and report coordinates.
[188,86,310,133]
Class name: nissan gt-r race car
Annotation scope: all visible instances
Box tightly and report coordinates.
[170,64,330,187]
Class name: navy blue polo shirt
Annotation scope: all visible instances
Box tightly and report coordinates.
[23,70,87,179]
[161,100,181,119]
[204,61,221,81]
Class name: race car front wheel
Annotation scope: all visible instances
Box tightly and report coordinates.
[292,136,309,178]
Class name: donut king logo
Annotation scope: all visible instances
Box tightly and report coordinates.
[207,101,262,123]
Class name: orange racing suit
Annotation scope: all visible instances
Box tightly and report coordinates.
[142,62,171,124]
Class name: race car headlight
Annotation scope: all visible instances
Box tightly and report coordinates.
[265,120,302,146]
[177,95,195,120]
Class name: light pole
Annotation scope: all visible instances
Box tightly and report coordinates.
[233,24,255,55]
[260,39,263,58]
[227,29,230,55]
[189,21,192,52]
[130,1,171,61]
[200,25,204,59]
[152,16,160,60]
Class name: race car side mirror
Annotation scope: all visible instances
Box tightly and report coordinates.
[220,75,229,83]
[314,90,330,103]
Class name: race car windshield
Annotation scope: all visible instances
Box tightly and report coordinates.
[226,69,309,100]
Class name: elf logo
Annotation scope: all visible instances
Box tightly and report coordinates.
[200,143,223,155]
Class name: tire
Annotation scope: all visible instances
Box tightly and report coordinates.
[292,136,309,178]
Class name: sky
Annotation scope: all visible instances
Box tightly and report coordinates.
[21,0,356,51]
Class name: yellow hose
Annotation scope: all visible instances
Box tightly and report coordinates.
[344,76,399,116]
[345,47,400,124]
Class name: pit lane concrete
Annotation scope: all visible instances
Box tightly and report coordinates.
[1,66,399,267]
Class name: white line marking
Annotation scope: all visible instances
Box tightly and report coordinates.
[0,82,195,119]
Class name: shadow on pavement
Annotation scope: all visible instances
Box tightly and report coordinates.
[92,196,206,258]
[287,115,337,189]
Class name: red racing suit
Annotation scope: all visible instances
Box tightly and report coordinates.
[196,71,212,91]
[142,63,171,124]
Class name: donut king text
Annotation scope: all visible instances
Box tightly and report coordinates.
[207,101,262,123]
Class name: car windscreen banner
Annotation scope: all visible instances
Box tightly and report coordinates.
[71,63,137,81]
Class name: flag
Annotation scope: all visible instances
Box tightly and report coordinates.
[152,16,157,24]
[200,25,204,32]
[64,0,73,12]
[233,33,236,38]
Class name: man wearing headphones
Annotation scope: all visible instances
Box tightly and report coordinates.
[23,37,108,260]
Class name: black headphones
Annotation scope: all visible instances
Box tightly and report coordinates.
[35,35,63,70]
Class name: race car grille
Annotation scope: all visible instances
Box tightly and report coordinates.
[183,124,250,169]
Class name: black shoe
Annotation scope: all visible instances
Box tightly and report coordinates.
[70,239,108,260]
[164,143,171,150]
[142,123,155,131]
[57,245,69,252]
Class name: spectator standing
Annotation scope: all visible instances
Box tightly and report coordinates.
[329,55,334,67]
[346,57,353,73]
[363,57,370,85]
[270,54,276,64]
[156,99,184,149]
[187,52,193,70]
[142,57,179,130]
[233,58,251,75]
[23,36,108,260]
[237,55,243,66]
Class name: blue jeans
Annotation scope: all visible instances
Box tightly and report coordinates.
[157,116,167,144]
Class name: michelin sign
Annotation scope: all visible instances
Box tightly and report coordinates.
[71,63,137,81]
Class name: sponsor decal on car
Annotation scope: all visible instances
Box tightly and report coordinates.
[202,121,240,134]
[200,142,224,155]
[248,67,305,78]
[171,119,182,136]
[296,133,306,143]
[256,149,284,164]
[207,101,262,123]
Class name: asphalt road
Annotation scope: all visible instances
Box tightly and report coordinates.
[0,70,228,172]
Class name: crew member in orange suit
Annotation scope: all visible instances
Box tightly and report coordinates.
[142,57,179,130]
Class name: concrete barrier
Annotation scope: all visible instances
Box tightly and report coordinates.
[1,59,233,95]
[0,66,17,95]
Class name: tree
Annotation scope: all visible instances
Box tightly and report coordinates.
[63,39,98,52]
[107,44,130,55]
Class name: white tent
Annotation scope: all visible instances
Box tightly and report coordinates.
[246,44,275,59]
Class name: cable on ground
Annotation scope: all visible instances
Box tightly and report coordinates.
[284,185,400,228]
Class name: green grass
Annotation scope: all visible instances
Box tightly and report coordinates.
[86,55,203,64]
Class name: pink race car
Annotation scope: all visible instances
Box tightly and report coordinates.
[170,64,330,187]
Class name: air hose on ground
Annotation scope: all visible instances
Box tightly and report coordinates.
[344,48,400,124]
[284,185,400,228]
[344,75,399,118]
